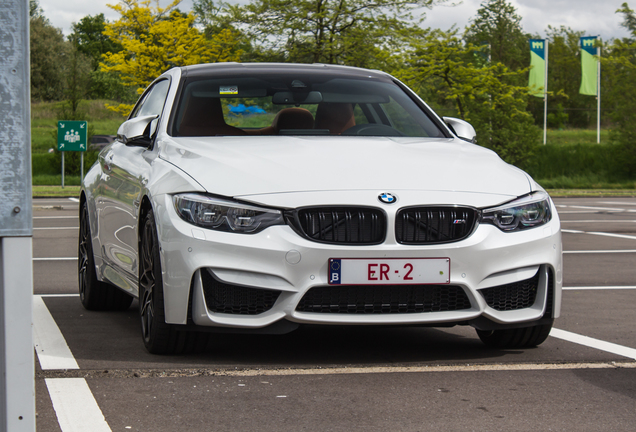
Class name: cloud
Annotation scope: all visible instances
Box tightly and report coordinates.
[424,0,631,39]
[514,0,630,38]
[38,0,119,33]
[40,0,632,41]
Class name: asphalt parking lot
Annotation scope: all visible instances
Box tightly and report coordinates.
[32,196,636,431]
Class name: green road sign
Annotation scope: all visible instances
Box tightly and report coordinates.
[57,120,88,151]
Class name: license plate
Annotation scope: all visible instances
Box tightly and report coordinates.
[328,258,450,285]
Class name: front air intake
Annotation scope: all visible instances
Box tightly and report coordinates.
[200,269,281,315]
[296,284,472,314]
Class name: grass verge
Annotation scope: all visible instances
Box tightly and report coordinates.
[33,185,81,198]
[546,189,636,197]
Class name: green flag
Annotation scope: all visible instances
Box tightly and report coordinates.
[580,36,598,96]
[529,39,546,97]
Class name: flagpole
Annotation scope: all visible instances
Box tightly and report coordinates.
[597,42,601,144]
[543,40,548,145]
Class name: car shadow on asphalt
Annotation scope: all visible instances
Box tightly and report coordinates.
[43,297,531,370]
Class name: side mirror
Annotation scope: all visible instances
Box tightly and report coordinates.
[443,117,477,143]
[116,115,159,147]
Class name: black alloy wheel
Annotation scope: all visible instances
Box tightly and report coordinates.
[139,210,162,351]
[78,200,133,311]
[139,209,208,354]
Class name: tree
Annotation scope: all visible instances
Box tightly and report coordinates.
[464,0,529,78]
[56,35,92,120]
[398,29,540,166]
[30,0,67,101]
[216,0,437,67]
[602,3,636,174]
[72,14,123,70]
[101,0,243,115]
[70,14,134,101]
[618,1,636,34]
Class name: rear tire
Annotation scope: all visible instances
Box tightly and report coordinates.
[139,209,208,354]
[78,200,133,311]
[476,322,553,349]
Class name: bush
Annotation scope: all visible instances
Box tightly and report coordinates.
[546,104,569,129]
[520,142,627,185]
[32,153,58,176]
[32,150,99,177]
[33,175,82,186]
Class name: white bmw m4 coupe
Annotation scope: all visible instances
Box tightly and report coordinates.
[79,63,562,354]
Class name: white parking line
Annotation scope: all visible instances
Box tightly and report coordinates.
[556,205,634,212]
[562,229,636,240]
[558,210,623,214]
[564,250,636,254]
[34,257,77,261]
[33,216,78,219]
[68,197,80,202]
[34,227,79,230]
[586,231,636,240]
[563,286,636,290]
[33,296,79,370]
[35,295,111,431]
[561,220,636,223]
[597,201,636,206]
[33,257,77,261]
[550,328,636,360]
[209,362,636,377]
[46,378,112,432]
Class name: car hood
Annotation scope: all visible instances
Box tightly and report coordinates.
[158,135,532,199]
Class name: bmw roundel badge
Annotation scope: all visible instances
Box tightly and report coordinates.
[378,192,397,204]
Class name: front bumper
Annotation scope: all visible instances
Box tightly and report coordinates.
[155,193,562,330]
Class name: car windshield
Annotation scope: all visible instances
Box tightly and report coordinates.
[171,72,445,138]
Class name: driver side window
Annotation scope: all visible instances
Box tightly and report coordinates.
[131,80,171,119]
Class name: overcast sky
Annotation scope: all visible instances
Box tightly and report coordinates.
[39,0,632,40]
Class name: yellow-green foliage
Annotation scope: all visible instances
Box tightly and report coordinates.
[101,0,243,116]
[396,29,540,166]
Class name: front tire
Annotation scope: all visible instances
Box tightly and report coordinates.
[476,322,553,349]
[78,200,133,311]
[139,209,208,354]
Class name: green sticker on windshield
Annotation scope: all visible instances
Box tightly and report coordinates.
[220,86,238,95]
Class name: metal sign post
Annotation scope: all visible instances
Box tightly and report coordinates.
[57,120,88,187]
[0,0,36,430]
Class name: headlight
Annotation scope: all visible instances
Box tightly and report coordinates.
[481,192,552,232]
[173,194,284,233]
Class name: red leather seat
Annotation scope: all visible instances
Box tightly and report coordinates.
[314,103,356,134]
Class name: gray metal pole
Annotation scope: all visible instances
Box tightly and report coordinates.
[62,152,65,188]
[597,43,601,144]
[543,40,549,145]
[0,0,36,430]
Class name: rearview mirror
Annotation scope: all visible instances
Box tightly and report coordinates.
[116,115,159,147]
[272,91,323,105]
[443,117,477,143]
